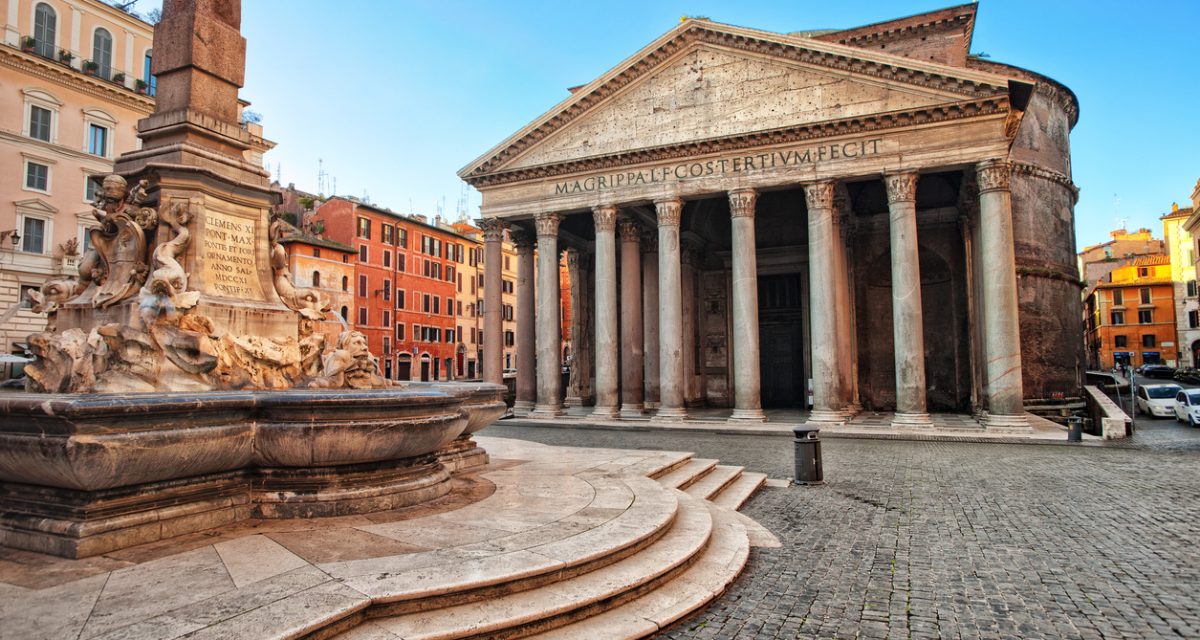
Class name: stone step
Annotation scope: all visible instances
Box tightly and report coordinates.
[654,458,719,490]
[326,475,680,610]
[337,491,717,640]
[525,501,752,640]
[682,464,743,501]
[710,471,766,511]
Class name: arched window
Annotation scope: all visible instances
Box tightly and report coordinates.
[33,3,56,58]
[92,28,113,79]
[341,275,348,291]
[312,271,321,287]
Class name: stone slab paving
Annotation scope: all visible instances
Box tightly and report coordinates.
[486,423,1200,640]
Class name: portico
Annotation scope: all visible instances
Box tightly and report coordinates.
[461,8,1083,431]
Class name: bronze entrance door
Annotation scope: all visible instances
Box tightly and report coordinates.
[758,273,806,408]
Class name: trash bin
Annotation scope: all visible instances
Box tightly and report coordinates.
[1067,416,1083,442]
[792,426,823,485]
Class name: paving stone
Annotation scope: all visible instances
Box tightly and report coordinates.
[487,422,1200,639]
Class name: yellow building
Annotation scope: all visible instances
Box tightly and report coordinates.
[1161,204,1200,366]
[1084,256,1178,369]
[0,0,154,362]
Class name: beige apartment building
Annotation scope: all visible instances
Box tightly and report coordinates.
[0,0,153,363]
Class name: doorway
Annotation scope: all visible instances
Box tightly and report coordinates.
[758,273,806,408]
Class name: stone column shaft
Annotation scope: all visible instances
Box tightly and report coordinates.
[512,229,537,414]
[977,159,1029,429]
[479,218,506,385]
[885,172,932,427]
[833,188,860,412]
[728,189,765,422]
[805,181,848,424]
[642,235,661,409]
[619,218,645,417]
[682,246,700,405]
[591,206,620,418]
[655,199,687,421]
[531,213,564,417]
[565,250,592,407]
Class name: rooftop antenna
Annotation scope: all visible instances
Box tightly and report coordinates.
[317,158,327,196]
[332,176,337,197]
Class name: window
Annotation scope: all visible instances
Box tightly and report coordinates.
[311,271,321,287]
[383,310,391,327]
[415,324,423,341]
[21,216,46,254]
[313,248,321,258]
[341,275,348,292]
[446,330,454,344]
[382,224,394,244]
[1114,335,1128,348]
[383,279,391,301]
[357,217,371,239]
[84,176,101,204]
[423,294,431,313]
[398,228,408,248]
[1112,290,1123,306]
[396,289,405,309]
[382,336,391,355]
[1111,310,1125,325]
[502,279,514,294]
[457,301,462,316]
[383,251,391,268]
[395,323,405,341]
[357,307,367,325]
[358,275,367,297]
[471,327,477,344]
[92,28,113,79]
[143,52,157,96]
[358,245,368,263]
[87,124,108,157]
[1140,287,1151,305]
[1189,281,1197,297]
[433,297,441,315]
[397,254,406,273]
[24,161,49,192]
[1138,309,1153,324]
[1138,267,1149,277]
[1190,310,1198,329]
[504,330,515,347]
[29,105,51,142]
[33,3,56,58]
[341,306,348,321]
[504,255,511,271]
[1143,334,1156,348]
[503,304,514,321]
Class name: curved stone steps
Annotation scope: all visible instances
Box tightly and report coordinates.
[711,471,766,511]
[522,502,752,640]
[682,464,743,501]
[654,458,719,490]
[337,491,716,640]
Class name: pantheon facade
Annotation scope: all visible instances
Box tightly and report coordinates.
[460,4,1082,430]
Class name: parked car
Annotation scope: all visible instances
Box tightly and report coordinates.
[1172,389,1200,426]
[1135,383,1181,418]
[1175,368,1200,385]
[1142,364,1177,379]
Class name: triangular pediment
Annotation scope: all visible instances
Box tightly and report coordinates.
[461,19,1020,182]
[14,198,59,214]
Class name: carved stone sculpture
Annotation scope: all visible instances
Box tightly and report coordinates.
[270,215,332,320]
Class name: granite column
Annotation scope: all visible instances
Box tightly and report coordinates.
[531,213,563,417]
[511,228,537,415]
[591,206,620,418]
[619,218,645,417]
[728,188,765,422]
[885,172,932,427]
[478,218,506,385]
[642,232,660,409]
[654,198,687,421]
[804,181,848,424]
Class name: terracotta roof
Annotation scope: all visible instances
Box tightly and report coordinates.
[1130,255,1170,266]
[1160,207,1194,220]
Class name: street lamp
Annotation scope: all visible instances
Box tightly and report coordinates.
[0,229,20,248]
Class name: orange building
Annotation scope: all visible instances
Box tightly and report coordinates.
[1084,256,1178,369]
[279,232,354,344]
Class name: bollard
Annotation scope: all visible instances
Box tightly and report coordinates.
[1067,416,1083,442]
[792,426,823,485]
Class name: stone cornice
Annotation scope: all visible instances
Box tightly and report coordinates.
[460,20,1015,181]
[814,5,975,52]
[466,96,1008,189]
[1010,161,1079,204]
[0,47,155,114]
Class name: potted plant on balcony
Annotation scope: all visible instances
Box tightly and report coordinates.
[58,50,73,65]
[83,60,98,76]
[135,79,147,94]
[21,36,36,52]
[112,72,126,86]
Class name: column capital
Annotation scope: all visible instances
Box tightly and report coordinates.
[728,188,757,218]
[592,205,618,232]
[476,217,508,242]
[976,159,1012,193]
[509,227,536,251]
[534,212,560,238]
[884,171,920,204]
[803,180,837,211]
[618,218,642,243]
[654,198,683,226]
[641,230,659,254]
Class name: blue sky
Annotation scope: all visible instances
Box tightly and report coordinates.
[139,1,1199,250]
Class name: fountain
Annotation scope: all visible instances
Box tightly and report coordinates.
[0,0,503,559]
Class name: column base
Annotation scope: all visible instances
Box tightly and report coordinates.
[980,412,1031,433]
[650,407,688,423]
[645,401,661,410]
[728,408,766,423]
[512,400,535,416]
[530,404,565,419]
[806,408,854,427]
[891,412,933,429]
[590,406,620,420]
[619,404,645,419]
[563,396,583,408]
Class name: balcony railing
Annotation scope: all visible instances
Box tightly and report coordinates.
[15,37,155,97]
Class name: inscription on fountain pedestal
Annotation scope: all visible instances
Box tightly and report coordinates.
[202,207,265,300]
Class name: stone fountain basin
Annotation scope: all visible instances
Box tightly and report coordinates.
[0,385,502,492]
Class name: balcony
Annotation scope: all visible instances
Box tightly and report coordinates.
[14,36,155,97]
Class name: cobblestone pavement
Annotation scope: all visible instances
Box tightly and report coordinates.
[485,423,1200,639]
